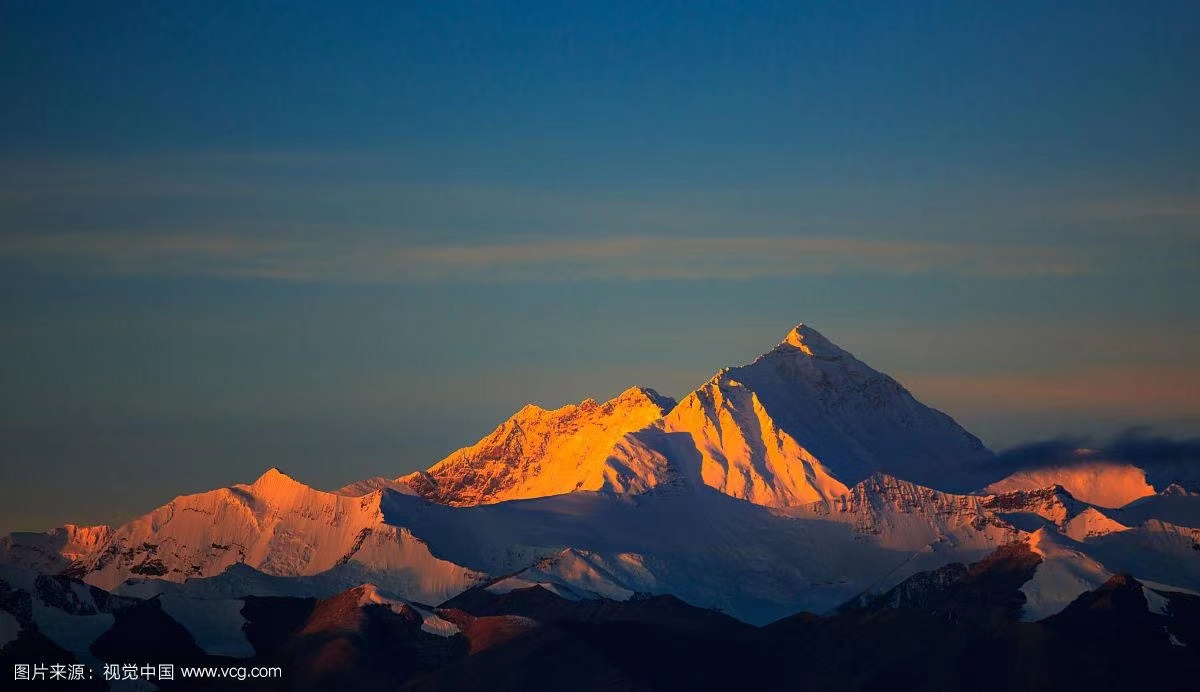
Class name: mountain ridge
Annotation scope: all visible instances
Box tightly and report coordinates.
[3,321,1199,635]
[378,323,998,510]
[398,385,678,506]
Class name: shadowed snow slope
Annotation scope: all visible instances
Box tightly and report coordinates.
[377,475,1022,624]
[608,324,996,506]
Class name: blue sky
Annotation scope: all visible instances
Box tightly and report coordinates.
[1,1,1197,533]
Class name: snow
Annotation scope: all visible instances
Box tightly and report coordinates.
[1138,580,1200,597]
[485,549,639,602]
[400,386,676,506]
[156,595,255,657]
[781,323,842,357]
[0,524,112,573]
[379,323,994,512]
[66,469,483,606]
[1020,529,1111,621]
[30,602,115,663]
[640,378,852,506]
[0,566,116,676]
[9,323,1018,626]
[484,575,585,600]
[1143,586,1171,616]
[412,604,461,637]
[1114,490,1200,529]
[0,565,118,671]
[1161,484,1198,497]
[981,485,1086,534]
[605,324,996,508]
[738,325,997,488]
[1062,507,1130,541]
[376,474,1020,624]
[355,585,461,637]
[1085,520,1200,589]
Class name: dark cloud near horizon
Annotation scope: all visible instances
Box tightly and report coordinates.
[997,428,1200,468]
[995,428,1200,490]
[1105,429,1200,466]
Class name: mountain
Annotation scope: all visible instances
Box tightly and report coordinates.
[34,468,484,600]
[369,474,1028,623]
[6,550,1198,692]
[381,323,996,510]
[242,584,465,692]
[398,386,677,505]
[5,320,1200,689]
[409,547,1200,692]
[614,324,996,505]
[5,470,1035,625]
[7,322,1200,626]
[0,563,221,687]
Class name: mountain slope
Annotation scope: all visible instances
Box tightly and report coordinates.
[54,469,484,602]
[400,386,677,506]
[12,473,1196,627]
[605,324,996,507]
[390,323,996,510]
[245,584,465,692]
[9,552,1197,692]
[377,474,1025,624]
[414,548,1200,692]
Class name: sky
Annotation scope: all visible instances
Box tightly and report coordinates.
[1,1,1198,534]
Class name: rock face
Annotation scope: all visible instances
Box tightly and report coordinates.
[0,525,113,574]
[400,386,677,505]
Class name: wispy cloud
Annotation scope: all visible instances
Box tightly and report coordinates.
[905,366,1200,418]
[1067,195,1200,222]
[0,231,1090,283]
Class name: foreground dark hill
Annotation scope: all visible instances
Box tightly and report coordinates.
[408,543,1200,692]
[2,540,1198,690]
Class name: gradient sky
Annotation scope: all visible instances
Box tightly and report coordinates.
[1,1,1198,534]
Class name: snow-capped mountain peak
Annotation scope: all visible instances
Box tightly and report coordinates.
[387,322,996,509]
[773,323,848,360]
[399,386,677,506]
[40,471,483,602]
[610,385,676,412]
[244,466,308,496]
[605,322,997,505]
